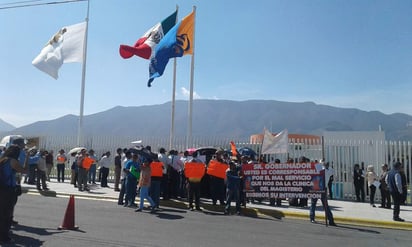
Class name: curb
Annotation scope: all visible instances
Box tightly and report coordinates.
[23,188,412,231]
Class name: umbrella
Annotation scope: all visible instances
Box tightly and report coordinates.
[238,147,257,159]
[69,147,86,155]
[186,148,197,155]
[128,146,157,162]
[131,140,142,144]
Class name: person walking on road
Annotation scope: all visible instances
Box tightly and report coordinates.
[386,161,405,222]
[309,194,337,226]
[135,158,156,213]
[310,162,337,226]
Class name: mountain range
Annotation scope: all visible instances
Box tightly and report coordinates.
[0,118,15,132]
[2,100,412,140]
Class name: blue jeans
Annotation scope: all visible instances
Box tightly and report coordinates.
[125,176,137,206]
[310,194,334,224]
[139,186,154,210]
[57,164,65,182]
[88,164,96,183]
[150,180,161,207]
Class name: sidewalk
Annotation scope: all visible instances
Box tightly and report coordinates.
[22,179,412,231]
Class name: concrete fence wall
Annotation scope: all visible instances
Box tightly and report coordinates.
[34,132,411,204]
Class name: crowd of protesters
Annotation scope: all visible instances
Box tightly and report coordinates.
[1,138,410,243]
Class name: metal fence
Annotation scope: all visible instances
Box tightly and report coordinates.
[36,133,411,204]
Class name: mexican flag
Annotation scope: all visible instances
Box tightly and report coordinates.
[119,10,177,60]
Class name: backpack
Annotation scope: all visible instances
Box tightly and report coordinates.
[130,165,140,180]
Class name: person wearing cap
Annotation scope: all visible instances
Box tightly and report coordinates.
[386,161,405,221]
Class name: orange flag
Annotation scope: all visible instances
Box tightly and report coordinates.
[230,141,238,156]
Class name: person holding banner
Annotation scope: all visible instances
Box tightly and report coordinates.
[324,162,334,200]
[224,162,242,215]
[309,163,337,226]
[207,150,228,206]
[184,152,206,211]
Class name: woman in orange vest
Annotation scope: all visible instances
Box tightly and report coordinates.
[184,152,206,211]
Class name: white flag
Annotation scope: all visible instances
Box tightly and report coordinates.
[261,129,289,154]
[32,22,86,79]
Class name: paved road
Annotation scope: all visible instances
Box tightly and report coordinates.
[6,194,412,247]
[22,180,412,230]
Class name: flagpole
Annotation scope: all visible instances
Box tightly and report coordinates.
[186,6,196,149]
[77,0,89,146]
[169,5,179,151]
[258,128,265,162]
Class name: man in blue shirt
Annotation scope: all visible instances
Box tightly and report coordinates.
[124,153,140,207]
[386,162,405,222]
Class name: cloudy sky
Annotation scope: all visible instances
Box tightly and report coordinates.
[1,0,411,127]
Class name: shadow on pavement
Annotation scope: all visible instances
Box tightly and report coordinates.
[333,224,381,234]
[9,224,68,247]
[7,234,44,247]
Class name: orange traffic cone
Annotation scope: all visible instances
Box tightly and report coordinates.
[58,195,79,230]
